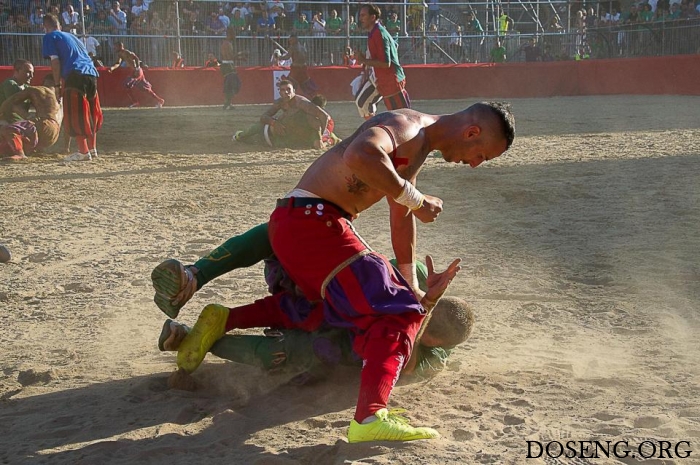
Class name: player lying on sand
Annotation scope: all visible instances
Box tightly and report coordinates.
[158,260,474,388]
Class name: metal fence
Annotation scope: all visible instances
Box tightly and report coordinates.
[1,1,698,68]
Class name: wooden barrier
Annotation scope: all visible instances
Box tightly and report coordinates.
[1,55,697,107]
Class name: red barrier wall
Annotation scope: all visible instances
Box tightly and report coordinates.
[1,55,698,107]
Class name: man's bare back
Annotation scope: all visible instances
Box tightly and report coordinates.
[298,110,437,216]
[0,86,61,124]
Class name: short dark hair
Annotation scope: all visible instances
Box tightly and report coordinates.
[423,297,475,349]
[277,78,294,88]
[311,94,327,108]
[361,3,381,19]
[13,59,31,71]
[479,101,516,150]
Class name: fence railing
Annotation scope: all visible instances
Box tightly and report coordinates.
[1,12,698,68]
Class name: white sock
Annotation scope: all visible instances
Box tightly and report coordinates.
[361,415,378,424]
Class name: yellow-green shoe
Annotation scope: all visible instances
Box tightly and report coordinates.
[347,408,440,443]
[176,304,229,373]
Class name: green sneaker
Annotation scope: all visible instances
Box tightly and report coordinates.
[151,259,198,318]
[347,409,440,443]
[177,304,229,373]
[158,319,190,352]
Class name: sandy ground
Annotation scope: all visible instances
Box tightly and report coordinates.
[1,96,700,465]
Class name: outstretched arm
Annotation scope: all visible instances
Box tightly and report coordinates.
[109,57,123,72]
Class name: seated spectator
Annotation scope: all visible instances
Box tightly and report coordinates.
[232,79,337,149]
[171,51,185,68]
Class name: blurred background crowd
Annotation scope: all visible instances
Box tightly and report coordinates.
[1,0,699,68]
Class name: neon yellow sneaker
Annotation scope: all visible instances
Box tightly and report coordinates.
[347,408,440,443]
[176,304,229,373]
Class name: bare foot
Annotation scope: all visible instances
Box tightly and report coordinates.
[167,368,197,391]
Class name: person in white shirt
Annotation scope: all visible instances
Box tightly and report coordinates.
[132,0,147,17]
[82,35,101,57]
[62,5,80,34]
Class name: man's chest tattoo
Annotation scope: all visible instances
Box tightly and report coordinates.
[345,174,369,195]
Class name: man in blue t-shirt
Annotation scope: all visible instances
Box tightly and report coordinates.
[42,13,102,162]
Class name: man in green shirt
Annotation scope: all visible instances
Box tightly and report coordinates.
[490,38,507,63]
[0,59,34,124]
[385,11,401,43]
[293,13,311,34]
[325,9,344,64]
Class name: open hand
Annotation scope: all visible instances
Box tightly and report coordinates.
[423,255,462,304]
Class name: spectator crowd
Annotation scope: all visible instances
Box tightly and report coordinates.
[1,0,699,67]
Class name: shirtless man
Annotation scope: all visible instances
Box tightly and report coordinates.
[233,79,331,149]
[280,33,318,100]
[109,42,165,108]
[0,75,62,160]
[176,102,515,443]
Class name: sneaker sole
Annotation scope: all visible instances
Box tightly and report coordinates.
[158,319,175,351]
[151,259,188,318]
[177,304,229,373]
[158,319,190,351]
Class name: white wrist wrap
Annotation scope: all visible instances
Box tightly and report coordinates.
[397,263,419,291]
[394,180,424,211]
